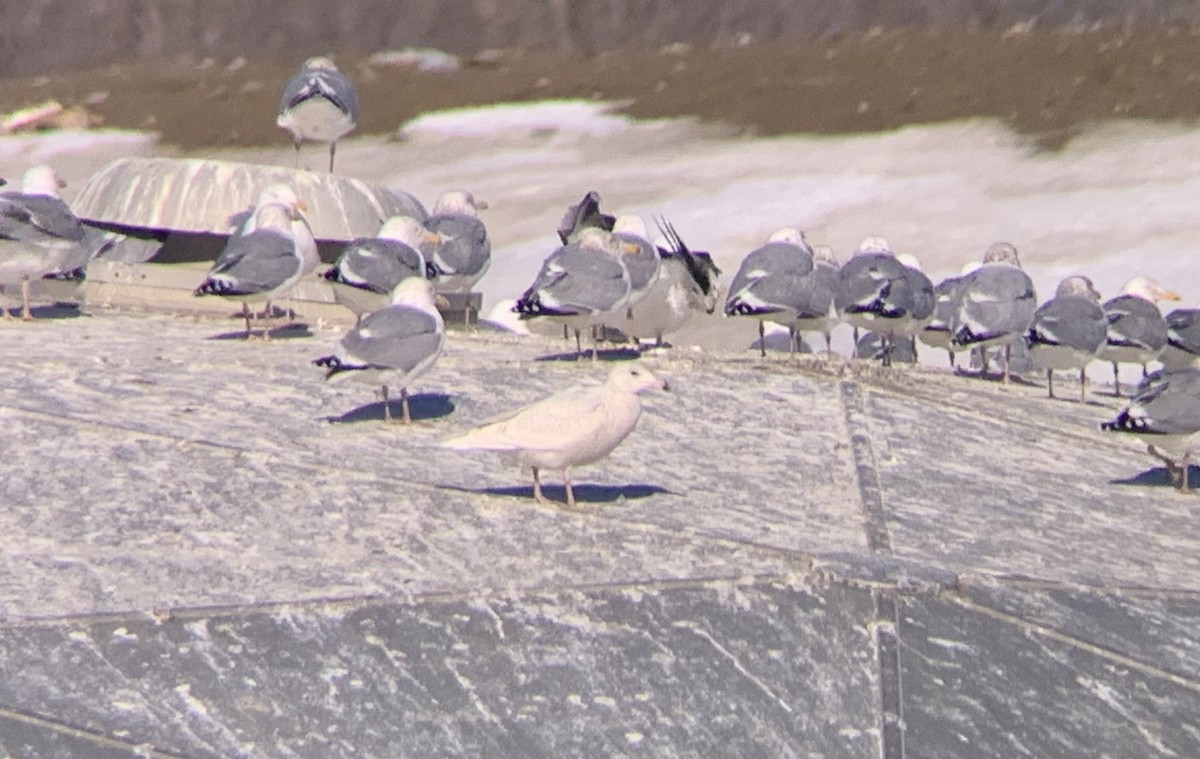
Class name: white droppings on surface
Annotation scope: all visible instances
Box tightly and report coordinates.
[174,682,210,717]
[926,637,975,654]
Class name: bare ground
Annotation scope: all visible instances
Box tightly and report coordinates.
[3,26,1200,151]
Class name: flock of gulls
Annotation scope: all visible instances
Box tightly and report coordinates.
[3,55,1200,500]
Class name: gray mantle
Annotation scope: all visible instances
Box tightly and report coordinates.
[1,309,1197,757]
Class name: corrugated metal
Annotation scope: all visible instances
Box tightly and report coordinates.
[71,157,426,241]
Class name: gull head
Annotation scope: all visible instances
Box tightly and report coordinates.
[607,364,670,394]
[612,214,649,240]
[1054,275,1101,301]
[767,227,806,245]
[813,245,838,267]
[982,242,1021,267]
[1120,276,1182,303]
[22,165,65,197]
[855,236,893,255]
[896,252,923,271]
[376,215,428,246]
[257,183,307,218]
[302,56,341,73]
[433,190,488,216]
[575,227,622,254]
[252,202,297,232]
[391,276,440,309]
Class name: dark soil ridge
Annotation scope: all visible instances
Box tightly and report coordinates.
[3,27,1199,152]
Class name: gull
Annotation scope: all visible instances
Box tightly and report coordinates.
[724,227,815,357]
[949,243,1038,383]
[920,275,968,366]
[0,165,87,320]
[513,227,635,360]
[790,244,840,355]
[835,237,934,366]
[193,188,312,339]
[623,217,721,347]
[277,56,359,172]
[441,364,668,507]
[422,190,491,293]
[324,215,434,322]
[1026,275,1107,402]
[557,190,615,244]
[1099,276,1180,396]
[1101,368,1200,491]
[1162,308,1200,369]
[314,277,446,424]
[611,214,661,315]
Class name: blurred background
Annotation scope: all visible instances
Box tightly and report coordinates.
[3,1,1200,150]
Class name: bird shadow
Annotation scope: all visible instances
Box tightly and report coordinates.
[1109,465,1198,491]
[951,368,1039,387]
[11,303,86,320]
[325,393,455,424]
[440,482,676,506]
[207,322,314,341]
[534,347,643,363]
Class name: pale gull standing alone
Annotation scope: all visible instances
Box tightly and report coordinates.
[623,218,721,347]
[313,277,446,424]
[441,364,668,507]
[324,215,433,322]
[949,242,1038,383]
[835,237,934,366]
[790,244,840,355]
[193,189,313,339]
[919,275,967,366]
[1101,367,1200,491]
[422,190,491,293]
[1162,308,1200,369]
[1099,276,1180,396]
[514,227,635,360]
[277,56,359,172]
[0,165,87,320]
[1026,275,1107,402]
[724,227,815,357]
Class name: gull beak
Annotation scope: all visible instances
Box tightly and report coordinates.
[294,199,309,213]
[57,178,68,189]
[425,231,450,245]
[434,294,452,309]
[473,199,489,211]
[622,242,643,255]
[1163,289,1183,302]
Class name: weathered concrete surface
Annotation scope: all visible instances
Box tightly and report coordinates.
[1,309,1198,757]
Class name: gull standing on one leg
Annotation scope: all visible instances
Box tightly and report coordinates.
[422,190,491,295]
